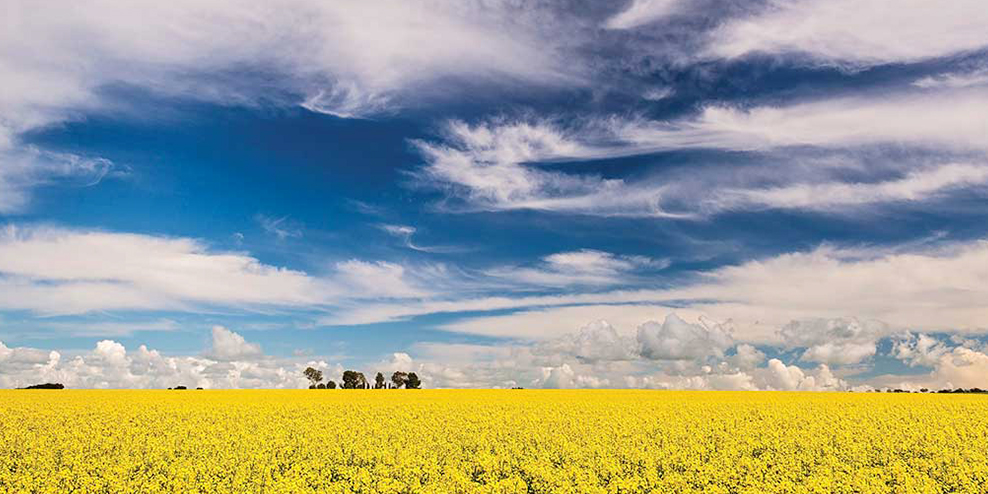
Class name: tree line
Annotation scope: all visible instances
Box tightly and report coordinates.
[303,367,421,389]
[17,383,64,389]
[869,387,988,394]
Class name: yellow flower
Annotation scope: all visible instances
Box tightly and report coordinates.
[0,390,986,493]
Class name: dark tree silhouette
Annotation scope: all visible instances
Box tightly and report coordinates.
[342,370,358,389]
[317,383,326,389]
[303,367,324,388]
[19,383,64,390]
[326,380,337,389]
[391,371,408,389]
[406,372,421,389]
[375,372,386,389]
[342,370,368,389]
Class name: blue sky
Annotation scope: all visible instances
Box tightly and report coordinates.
[2,0,988,390]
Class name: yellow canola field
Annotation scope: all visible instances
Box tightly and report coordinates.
[1,390,987,493]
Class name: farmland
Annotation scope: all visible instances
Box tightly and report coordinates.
[1,390,986,493]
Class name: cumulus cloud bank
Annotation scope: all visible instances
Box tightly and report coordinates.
[0,328,339,389]
[3,315,987,391]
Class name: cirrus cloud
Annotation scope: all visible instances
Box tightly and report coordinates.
[705,0,988,66]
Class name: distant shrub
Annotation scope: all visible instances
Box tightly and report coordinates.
[19,383,64,390]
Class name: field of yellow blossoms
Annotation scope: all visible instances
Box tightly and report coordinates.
[1,390,987,493]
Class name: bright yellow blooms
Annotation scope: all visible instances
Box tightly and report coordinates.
[1,390,987,493]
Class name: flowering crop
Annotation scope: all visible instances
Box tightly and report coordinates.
[1,390,986,493]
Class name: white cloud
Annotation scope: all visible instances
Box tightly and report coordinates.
[889,334,988,390]
[208,325,262,360]
[0,147,119,214]
[487,249,667,287]
[914,66,988,90]
[705,371,759,391]
[668,243,988,335]
[403,339,606,389]
[423,313,771,390]
[255,215,302,240]
[620,361,846,391]
[93,340,129,367]
[762,359,845,391]
[0,341,53,370]
[544,250,665,274]
[538,363,609,389]
[537,320,638,363]
[800,342,877,366]
[380,224,416,239]
[332,260,431,299]
[378,224,462,254]
[0,225,323,314]
[729,344,765,370]
[617,88,988,153]
[539,364,575,388]
[413,119,691,218]
[411,342,515,366]
[605,0,682,30]
[0,225,439,315]
[434,304,714,341]
[637,313,734,360]
[892,333,951,368]
[927,347,988,389]
[711,163,988,212]
[3,1,579,116]
[415,119,591,206]
[333,239,988,342]
[0,318,180,339]
[642,86,675,101]
[778,317,886,365]
[706,0,988,66]
[416,87,988,218]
